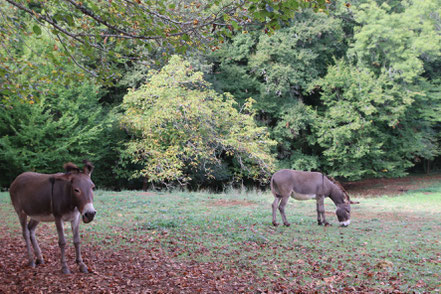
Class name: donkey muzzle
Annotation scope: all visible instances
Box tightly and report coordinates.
[339,220,351,227]
[83,211,96,223]
[82,203,96,223]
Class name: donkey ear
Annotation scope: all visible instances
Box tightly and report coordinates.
[83,160,94,176]
[63,162,80,174]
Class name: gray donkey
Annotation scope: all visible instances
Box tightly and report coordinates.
[271,169,353,227]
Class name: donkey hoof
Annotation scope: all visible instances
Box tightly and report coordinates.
[28,261,36,268]
[272,222,280,227]
[61,267,71,274]
[79,264,89,273]
[324,222,331,227]
[35,259,44,265]
[284,223,291,227]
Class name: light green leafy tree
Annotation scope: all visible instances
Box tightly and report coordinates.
[120,55,276,186]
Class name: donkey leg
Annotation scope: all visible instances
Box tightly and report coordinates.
[272,197,281,226]
[28,219,44,265]
[55,218,70,274]
[316,196,329,226]
[71,216,88,273]
[18,213,35,267]
[279,196,291,227]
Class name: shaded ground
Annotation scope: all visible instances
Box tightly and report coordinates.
[343,173,441,197]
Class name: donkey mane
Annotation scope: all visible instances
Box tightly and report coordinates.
[328,176,353,204]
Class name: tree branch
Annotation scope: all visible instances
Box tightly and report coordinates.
[63,0,141,39]
[4,0,85,44]
[54,33,98,78]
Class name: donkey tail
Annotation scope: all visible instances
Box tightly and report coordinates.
[270,175,282,198]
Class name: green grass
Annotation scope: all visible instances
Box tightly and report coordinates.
[1,185,440,292]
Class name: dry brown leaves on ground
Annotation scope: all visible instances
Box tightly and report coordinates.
[0,226,391,294]
[0,229,269,294]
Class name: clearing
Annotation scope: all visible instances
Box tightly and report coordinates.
[0,174,440,293]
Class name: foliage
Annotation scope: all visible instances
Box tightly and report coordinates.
[310,60,438,179]
[207,1,441,179]
[349,0,441,84]
[1,0,329,102]
[206,9,348,173]
[0,17,99,105]
[0,82,120,188]
[2,0,441,188]
[119,55,276,186]
[249,10,346,108]
[0,29,123,188]
[207,32,261,104]
[304,0,441,179]
[209,9,346,114]
[272,101,320,170]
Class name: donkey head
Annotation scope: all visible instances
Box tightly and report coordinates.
[63,160,96,223]
[329,177,352,227]
[336,203,351,227]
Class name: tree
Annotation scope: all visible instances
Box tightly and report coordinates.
[0,13,127,189]
[345,0,441,174]
[209,9,346,114]
[0,25,91,104]
[119,55,275,187]
[207,9,346,171]
[310,60,438,179]
[205,0,441,179]
[349,0,441,84]
[272,100,320,171]
[1,0,329,102]
[0,82,120,188]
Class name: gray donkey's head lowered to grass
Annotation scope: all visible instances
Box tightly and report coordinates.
[270,169,358,227]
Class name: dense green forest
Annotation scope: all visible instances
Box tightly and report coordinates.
[1,0,441,190]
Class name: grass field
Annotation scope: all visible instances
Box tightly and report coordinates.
[1,184,440,293]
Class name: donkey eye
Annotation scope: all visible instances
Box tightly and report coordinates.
[74,188,80,193]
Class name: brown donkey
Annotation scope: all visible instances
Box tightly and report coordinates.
[9,160,96,274]
[271,169,353,227]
